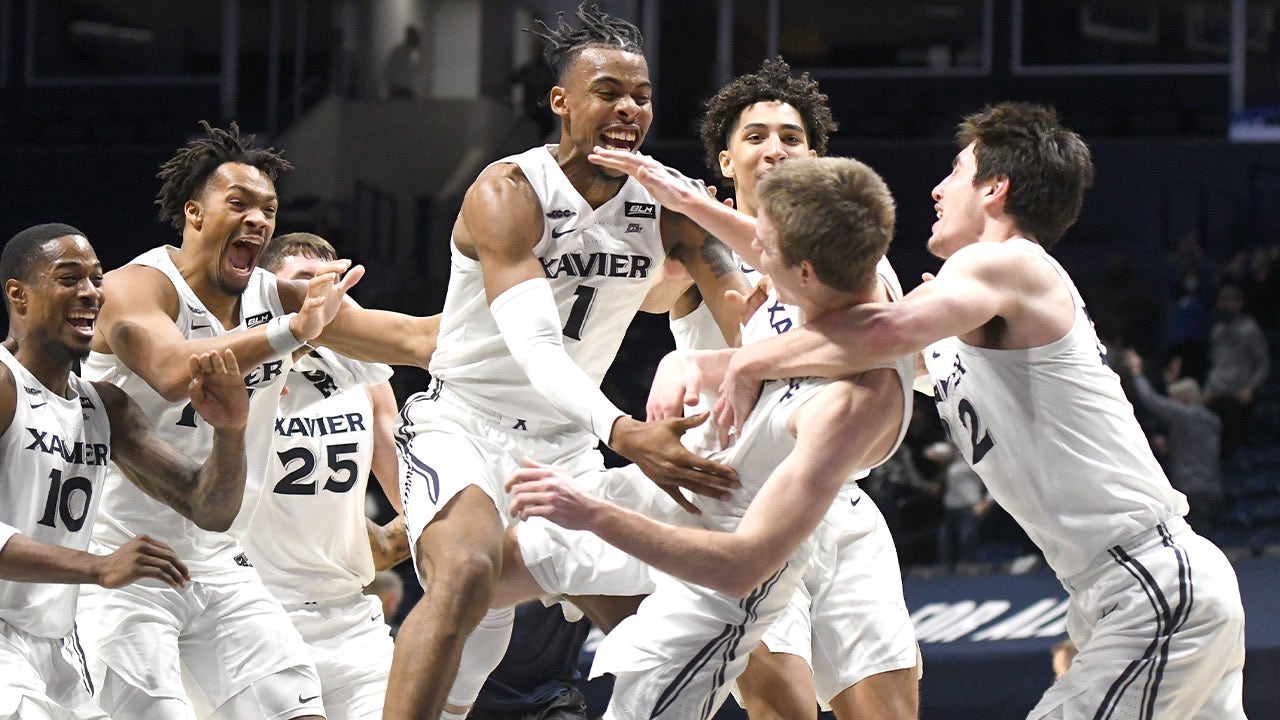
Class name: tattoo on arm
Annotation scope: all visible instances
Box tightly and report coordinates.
[700,234,735,278]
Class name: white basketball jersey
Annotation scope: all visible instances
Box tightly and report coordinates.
[428,145,666,434]
[685,258,913,529]
[82,246,292,581]
[0,348,111,638]
[922,240,1187,578]
[243,349,391,605]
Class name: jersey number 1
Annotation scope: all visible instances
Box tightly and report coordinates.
[562,285,597,340]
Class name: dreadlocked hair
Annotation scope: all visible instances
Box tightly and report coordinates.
[155,121,293,230]
[700,57,837,179]
[525,2,643,81]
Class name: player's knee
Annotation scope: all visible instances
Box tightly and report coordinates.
[426,547,500,610]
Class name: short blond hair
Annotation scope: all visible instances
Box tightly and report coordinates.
[757,157,895,293]
[260,232,336,271]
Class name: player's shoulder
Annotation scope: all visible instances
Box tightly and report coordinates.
[945,238,1051,284]
[103,260,178,307]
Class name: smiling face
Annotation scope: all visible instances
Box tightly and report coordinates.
[8,234,103,362]
[928,142,988,259]
[719,101,815,216]
[184,162,278,295]
[551,45,652,175]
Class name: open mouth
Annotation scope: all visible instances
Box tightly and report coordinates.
[67,310,96,336]
[601,126,639,151]
[228,236,263,272]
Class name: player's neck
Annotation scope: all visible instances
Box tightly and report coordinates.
[168,246,243,329]
[13,340,75,399]
[550,143,627,209]
[806,281,886,324]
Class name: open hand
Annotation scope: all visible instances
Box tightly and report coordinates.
[187,349,248,430]
[609,415,738,515]
[506,460,600,530]
[290,259,366,343]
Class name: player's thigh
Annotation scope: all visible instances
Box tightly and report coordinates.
[736,644,818,720]
[210,665,325,720]
[181,581,320,713]
[827,666,919,720]
[75,583,187,706]
[809,510,917,704]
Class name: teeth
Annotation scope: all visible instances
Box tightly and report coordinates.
[604,129,637,142]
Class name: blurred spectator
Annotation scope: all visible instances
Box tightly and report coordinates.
[385,25,426,99]
[934,446,993,570]
[470,602,591,720]
[1163,230,1216,381]
[1203,284,1269,461]
[1241,244,1280,331]
[1089,251,1164,359]
[1124,350,1224,531]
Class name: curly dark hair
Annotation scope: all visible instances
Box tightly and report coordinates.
[524,2,643,82]
[700,57,837,180]
[155,121,292,230]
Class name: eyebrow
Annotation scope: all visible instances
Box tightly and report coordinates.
[51,259,102,272]
[226,184,278,202]
[591,75,652,91]
[739,122,806,135]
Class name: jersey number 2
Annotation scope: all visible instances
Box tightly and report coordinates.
[273,443,359,495]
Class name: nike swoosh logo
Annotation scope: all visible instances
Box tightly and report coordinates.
[192,323,211,331]
[551,226,575,238]
[372,614,383,623]
[850,495,861,507]
[30,402,47,409]
[931,351,941,358]
[299,694,320,704]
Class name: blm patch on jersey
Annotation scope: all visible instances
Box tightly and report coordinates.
[624,202,655,219]
[244,311,272,328]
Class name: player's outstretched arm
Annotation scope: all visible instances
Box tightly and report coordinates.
[511,370,904,597]
[718,246,1007,433]
[589,147,761,267]
[0,532,190,589]
[96,349,249,532]
[96,261,361,402]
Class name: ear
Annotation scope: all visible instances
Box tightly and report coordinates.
[548,85,569,119]
[807,148,818,158]
[185,199,203,231]
[983,176,1010,209]
[718,149,735,180]
[5,279,26,316]
[798,259,817,285]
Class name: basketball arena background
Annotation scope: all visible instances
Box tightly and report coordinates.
[2,1,1278,717]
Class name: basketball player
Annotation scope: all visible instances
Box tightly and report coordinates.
[695,58,918,720]
[241,232,407,720]
[507,156,916,719]
[76,123,437,720]
[0,224,249,719]
[646,102,1249,719]
[385,5,750,718]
